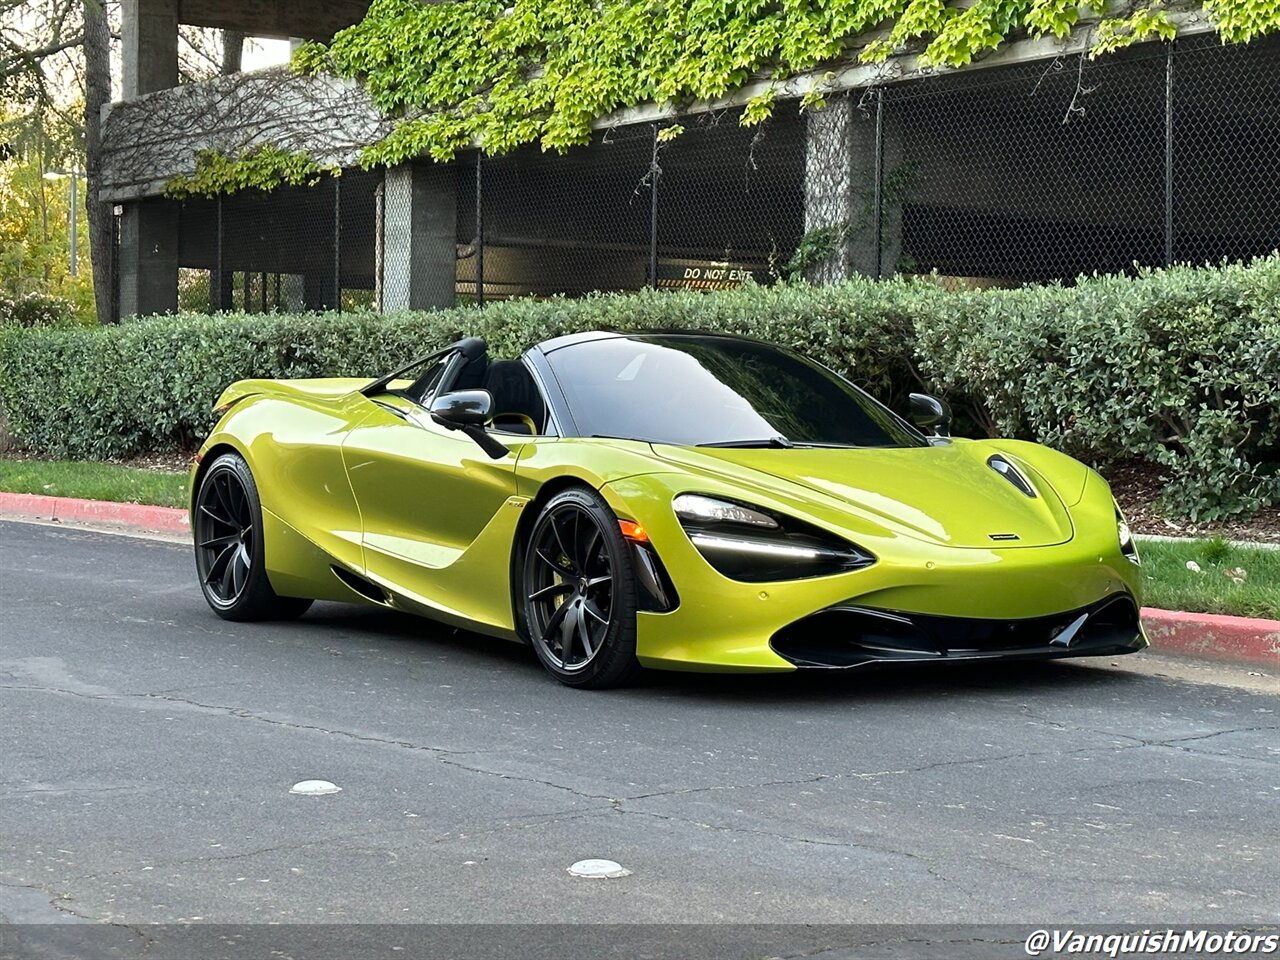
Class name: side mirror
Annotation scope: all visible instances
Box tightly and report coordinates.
[909,392,952,438]
[427,389,510,460]
[429,389,493,429]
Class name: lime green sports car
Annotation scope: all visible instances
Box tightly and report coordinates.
[190,331,1146,687]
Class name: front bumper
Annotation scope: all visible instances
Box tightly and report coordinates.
[770,593,1147,669]
[602,473,1146,674]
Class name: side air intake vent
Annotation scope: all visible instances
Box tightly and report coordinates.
[988,455,1037,498]
[331,565,389,604]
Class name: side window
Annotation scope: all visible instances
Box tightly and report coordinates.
[404,357,451,405]
[484,359,553,437]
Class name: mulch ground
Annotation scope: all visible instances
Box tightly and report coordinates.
[1104,460,1280,545]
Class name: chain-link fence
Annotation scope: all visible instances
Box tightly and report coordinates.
[152,34,1277,317]
[167,170,380,315]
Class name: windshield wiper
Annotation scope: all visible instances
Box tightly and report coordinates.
[697,436,794,449]
[589,434,665,444]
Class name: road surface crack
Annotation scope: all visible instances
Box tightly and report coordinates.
[0,878,156,946]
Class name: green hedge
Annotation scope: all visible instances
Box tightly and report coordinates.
[1,257,1277,520]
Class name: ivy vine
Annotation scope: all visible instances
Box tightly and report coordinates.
[170,0,1280,195]
[166,147,339,199]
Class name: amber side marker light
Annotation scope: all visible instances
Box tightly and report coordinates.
[618,519,649,543]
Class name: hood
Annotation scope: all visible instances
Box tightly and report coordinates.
[649,440,1080,549]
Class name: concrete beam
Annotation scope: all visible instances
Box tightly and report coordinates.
[380,164,457,312]
[177,0,370,40]
[122,0,179,100]
[118,199,179,319]
[100,70,391,202]
[597,13,1215,131]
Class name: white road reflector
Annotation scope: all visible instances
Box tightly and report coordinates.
[290,780,342,796]
[567,859,630,879]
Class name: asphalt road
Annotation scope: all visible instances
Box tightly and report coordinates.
[2,519,1278,956]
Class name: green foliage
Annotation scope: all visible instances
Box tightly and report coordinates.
[165,147,339,199]
[0,258,1277,521]
[1092,7,1179,57]
[0,276,937,462]
[269,0,1280,172]
[914,256,1280,521]
[0,292,81,328]
[166,0,1279,193]
[0,140,96,324]
[1204,0,1280,42]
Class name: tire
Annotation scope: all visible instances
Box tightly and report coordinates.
[521,486,642,689]
[193,452,313,622]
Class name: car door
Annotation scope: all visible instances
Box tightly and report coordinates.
[340,391,525,632]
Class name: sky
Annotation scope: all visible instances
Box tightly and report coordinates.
[242,38,292,71]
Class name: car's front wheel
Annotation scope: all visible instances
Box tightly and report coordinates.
[193,452,312,622]
[521,487,641,688]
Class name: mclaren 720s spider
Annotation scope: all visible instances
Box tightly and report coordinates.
[190,330,1146,687]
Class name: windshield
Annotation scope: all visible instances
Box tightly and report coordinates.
[543,335,925,448]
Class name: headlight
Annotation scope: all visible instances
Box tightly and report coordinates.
[1116,509,1140,565]
[674,493,778,529]
[673,494,875,582]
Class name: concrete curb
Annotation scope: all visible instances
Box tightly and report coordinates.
[1142,607,1280,667]
[0,491,189,535]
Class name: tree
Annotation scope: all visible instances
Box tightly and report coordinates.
[222,30,242,75]
[0,116,95,321]
[82,0,110,325]
[2,1,231,322]
[2,0,104,319]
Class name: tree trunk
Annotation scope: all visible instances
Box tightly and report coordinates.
[83,0,114,324]
[222,30,244,75]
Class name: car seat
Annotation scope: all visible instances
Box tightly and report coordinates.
[483,360,547,435]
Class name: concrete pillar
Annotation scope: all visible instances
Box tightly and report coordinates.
[380,164,457,312]
[121,0,178,99]
[118,199,178,319]
[283,275,306,312]
[803,97,904,282]
[118,1,179,319]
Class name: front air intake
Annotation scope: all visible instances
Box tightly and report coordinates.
[771,595,1142,668]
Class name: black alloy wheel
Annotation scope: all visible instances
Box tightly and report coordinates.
[193,452,312,622]
[522,487,641,688]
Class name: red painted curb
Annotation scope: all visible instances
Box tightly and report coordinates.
[0,491,189,534]
[1142,607,1280,666]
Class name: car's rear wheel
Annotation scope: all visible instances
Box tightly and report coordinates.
[522,487,641,688]
[194,452,312,622]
